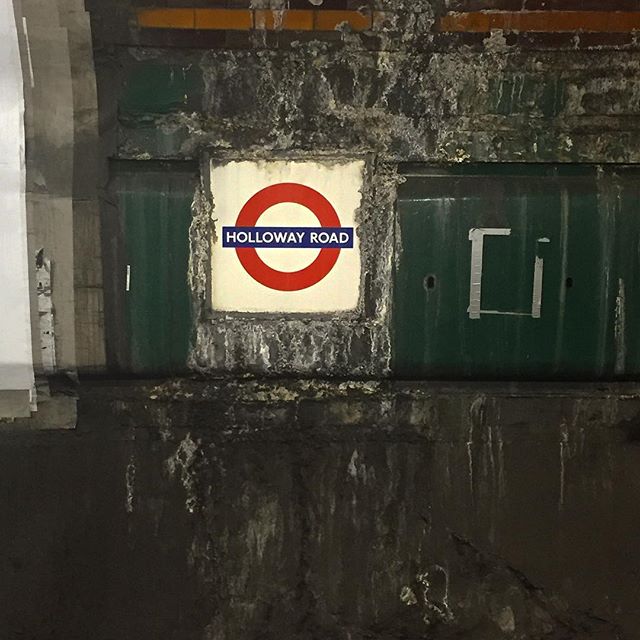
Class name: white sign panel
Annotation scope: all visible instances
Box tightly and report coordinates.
[211,160,363,313]
[0,0,34,394]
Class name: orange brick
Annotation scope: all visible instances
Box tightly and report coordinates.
[438,10,640,33]
[137,8,195,30]
[314,10,371,32]
[254,9,313,31]
[195,9,253,30]
[607,11,640,32]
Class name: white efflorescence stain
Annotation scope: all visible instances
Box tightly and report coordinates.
[35,251,56,374]
[615,277,626,375]
[210,159,364,313]
[0,0,34,395]
[125,453,136,514]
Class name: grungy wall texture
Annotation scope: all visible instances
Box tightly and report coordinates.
[1,381,639,639]
[92,1,640,376]
[2,1,640,639]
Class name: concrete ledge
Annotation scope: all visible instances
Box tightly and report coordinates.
[0,382,76,429]
[0,390,32,419]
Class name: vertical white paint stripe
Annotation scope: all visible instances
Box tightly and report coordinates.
[615,277,626,375]
[531,256,544,319]
[554,190,569,365]
[21,17,34,88]
[0,0,35,395]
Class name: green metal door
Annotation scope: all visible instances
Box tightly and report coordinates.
[112,164,195,375]
[393,165,640,379]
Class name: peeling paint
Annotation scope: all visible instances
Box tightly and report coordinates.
[615,277,626,375]
[417,565,454,625]
[165,432,200,513]
[468,395,487,504]
[246,500,278,561]
[559,419,569,510]
[125,453,136,514]
[35,249,56,374]
[400,585,418,606]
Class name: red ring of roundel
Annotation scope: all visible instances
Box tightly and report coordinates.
[234,182,341,292]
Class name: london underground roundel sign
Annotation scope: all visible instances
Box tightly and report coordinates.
[211,160,363,313]
[226,182,350,291]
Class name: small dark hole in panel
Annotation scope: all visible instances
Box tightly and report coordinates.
[565,277,573,289]
[424,274,436,290]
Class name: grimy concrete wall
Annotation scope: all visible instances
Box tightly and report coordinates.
[18,0,105,376]
[2,1,640,639]
[1,381,639,639]
[94,1,640,377]
[0,0,104,422]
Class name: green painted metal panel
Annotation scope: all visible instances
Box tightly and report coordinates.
[118,64,203,159]
[120,63,203,116]
[114,167,195,374]
[393,165,640,379]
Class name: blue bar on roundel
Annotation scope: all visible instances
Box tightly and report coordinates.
[222,226,354,249]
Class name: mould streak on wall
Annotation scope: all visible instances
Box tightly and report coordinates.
[165,432,201,513]
[125,452,136,514]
